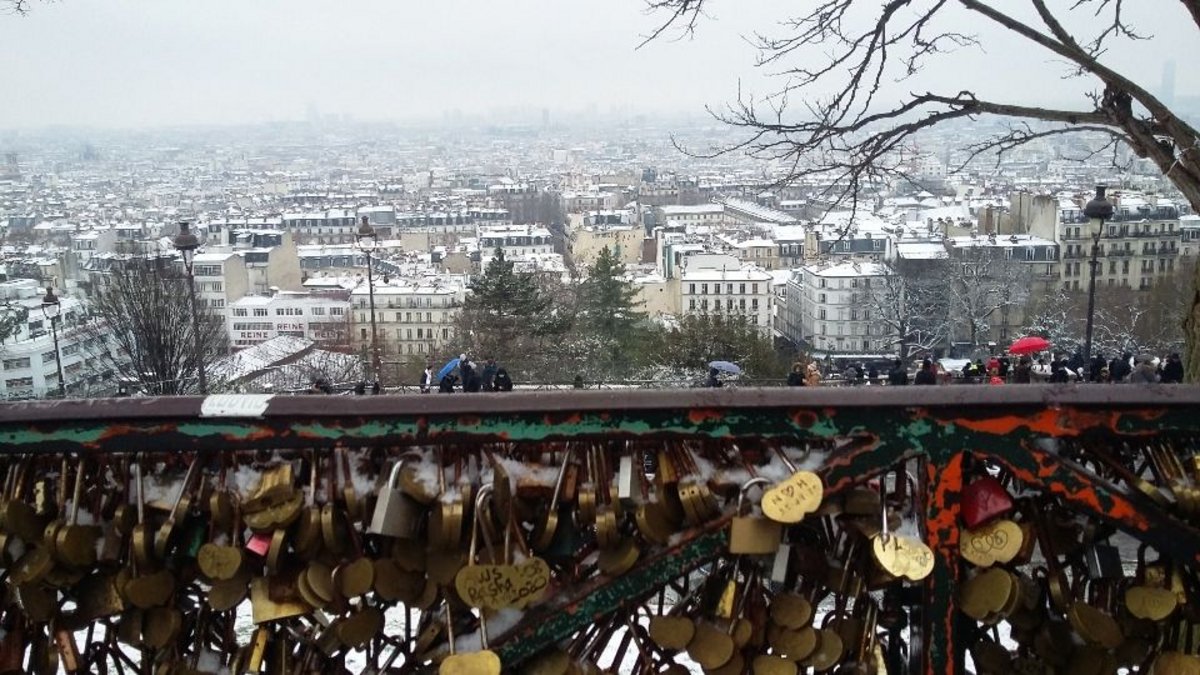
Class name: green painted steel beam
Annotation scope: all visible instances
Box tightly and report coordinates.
[493,527,729,666]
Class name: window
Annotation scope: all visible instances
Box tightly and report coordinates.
[276,309,285,316]
[819,309,826,320]
[416,328,423,339]
[194,265,222,277]
[688,284,695,294]
[406,329,413,340]
[727,284,734,294]
[311,307,325,316]
[3,358,31,370]
[752,284,759,294]
[212,299,224,309]
[5,377,33,389]
[442,328,449,339]
[41,350,57,364]
[360,328,367,340]
[819,293,826,303]
[426,312,432,322]
[330,307,344,316]
[233,308,248,317]
[61,344,78,356]
[253,308,268,317]
[405,312,411,322]
[701,284,708,295]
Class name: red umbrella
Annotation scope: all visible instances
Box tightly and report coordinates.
[1009,336,1051,355]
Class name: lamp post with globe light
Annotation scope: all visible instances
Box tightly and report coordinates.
[1082,186,1114,370]
[40,287,66,399]
[172,221,208,395]
[355,216,381,384]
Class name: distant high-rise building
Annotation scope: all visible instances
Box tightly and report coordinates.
[1162,60,1177,106]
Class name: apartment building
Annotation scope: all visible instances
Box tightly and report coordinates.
[678,254,773,332]
[796,262,897,355]
[350,277,467,363]
[0,279,119,399]
[227,292,351,350]
[1058,196,1183,291]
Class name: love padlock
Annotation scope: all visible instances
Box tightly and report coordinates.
[368,460,420,538]
[729,478,782,555]
[961,476,1014,529]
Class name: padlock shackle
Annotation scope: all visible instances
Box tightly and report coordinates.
[469,484,495,564]
[735,477,772,514]
[386,459,405,489]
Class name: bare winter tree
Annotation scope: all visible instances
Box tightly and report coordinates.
[82,258,228,395]
[947,244,1034,348]
[868,260,952,360]
[646,0,1200,378]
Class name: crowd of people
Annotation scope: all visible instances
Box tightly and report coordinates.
[781,351,1186,387]
[421,356,514,394]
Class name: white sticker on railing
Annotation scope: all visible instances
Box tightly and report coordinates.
[200,394,273,418]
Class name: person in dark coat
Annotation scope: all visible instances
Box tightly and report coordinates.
[1110,352,1133,382]
[997,357,1011,379]
[867,364,881,385]
[705,367,723,388]
[1161,353,1185,384]
[1090,353,1107,382]
[1067,351,1085,377]
[494,368,513,392]
[887,359,908,385]
[438,374,458,393]
[786,363,806,387]
[461,361,482,393]
[1048,357,1069,384]
[914,359,937,385]
[1013,356,1032,384]
[481,358,498,391]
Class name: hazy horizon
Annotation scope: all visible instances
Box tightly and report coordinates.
[3,1,1197,131]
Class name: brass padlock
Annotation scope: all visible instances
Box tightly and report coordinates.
[367,460,419,538]
[729,478,782,555]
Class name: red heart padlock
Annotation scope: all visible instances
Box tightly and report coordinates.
[961,476,1013,528]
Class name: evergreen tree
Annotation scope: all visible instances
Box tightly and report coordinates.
[456,249,561,370]
[577,246,645,371]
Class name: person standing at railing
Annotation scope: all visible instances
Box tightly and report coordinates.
[787,363,805,387]
[494,368,513,392]
[887,359,908,386]
[1012,357,1032,384]
[481,358,498,392]
[1161,353,1184,384]
[805,362,822,387]
[914,359,936,385]
[420,362,434,394]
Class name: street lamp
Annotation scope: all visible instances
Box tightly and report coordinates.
[354,215,381,384]
[173,220,208,395]
[40,287,66,399]
[1082,185,1114,373]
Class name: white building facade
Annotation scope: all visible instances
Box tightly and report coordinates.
[798,262,897,355]
[227,292,351,350]
[0,280,121,399]
[678,254,773,332]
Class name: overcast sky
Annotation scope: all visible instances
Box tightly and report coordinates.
[1,0,1195,129]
